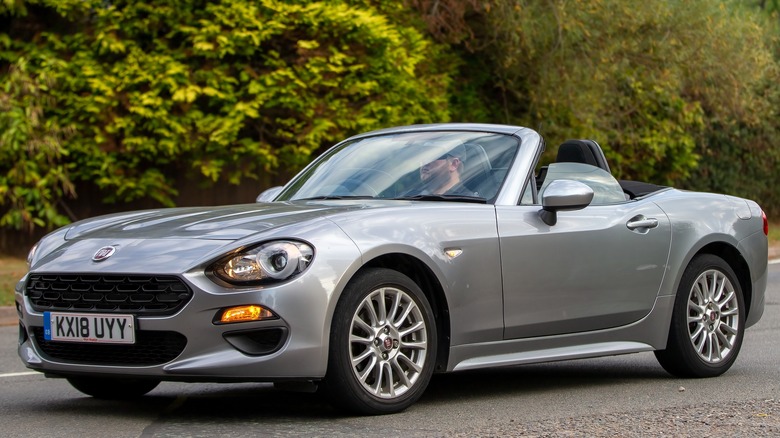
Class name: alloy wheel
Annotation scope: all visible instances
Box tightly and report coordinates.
[686,269,740,364]
[348,286,429,399]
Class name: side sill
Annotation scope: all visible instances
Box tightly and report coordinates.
[452,341,654,372]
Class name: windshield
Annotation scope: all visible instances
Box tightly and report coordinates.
[277,131,520,203]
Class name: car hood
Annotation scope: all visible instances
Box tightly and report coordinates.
[64,202,362,241]
[29,202,365,274]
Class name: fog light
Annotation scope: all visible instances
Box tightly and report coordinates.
[218,305,275,324]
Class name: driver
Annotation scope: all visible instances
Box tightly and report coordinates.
[419,143,475,196]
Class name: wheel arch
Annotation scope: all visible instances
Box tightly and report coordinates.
[691,242,753,319]
[362,253,451,373]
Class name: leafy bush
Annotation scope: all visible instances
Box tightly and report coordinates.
[0,0,454,231]
[2,0,779,239]
[428,0,780,211]
[0,57,75,231]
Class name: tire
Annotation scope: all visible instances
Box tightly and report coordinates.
[323,268,437,415]
[655,254,745,377]
[66,376,160,399]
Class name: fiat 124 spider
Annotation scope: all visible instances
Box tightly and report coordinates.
[18,124,768,414]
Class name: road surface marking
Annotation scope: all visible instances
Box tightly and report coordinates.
[0,371,39,378]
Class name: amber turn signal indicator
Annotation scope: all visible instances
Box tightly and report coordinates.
[219,305,274,323]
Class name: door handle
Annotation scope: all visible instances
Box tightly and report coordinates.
[626,217,659,230]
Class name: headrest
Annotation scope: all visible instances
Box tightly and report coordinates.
[556,140,600,167]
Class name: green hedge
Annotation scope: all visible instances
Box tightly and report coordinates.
[0,0,454,231]
[458,0,780,211]
[2,0,779,235]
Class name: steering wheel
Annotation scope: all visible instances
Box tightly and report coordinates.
[337,177,379,197]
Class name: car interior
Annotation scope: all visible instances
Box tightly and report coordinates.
[535,139,669,203]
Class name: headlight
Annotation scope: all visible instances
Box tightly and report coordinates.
[213,241,314,284]
[26,241,40,268]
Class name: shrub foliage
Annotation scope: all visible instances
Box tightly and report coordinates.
[0,0,452,231]
[463,0,780,198]
[1,0,779,237]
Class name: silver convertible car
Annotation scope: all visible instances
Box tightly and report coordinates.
[17,124,768,414]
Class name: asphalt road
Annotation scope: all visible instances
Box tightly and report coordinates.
[1,263,778,437]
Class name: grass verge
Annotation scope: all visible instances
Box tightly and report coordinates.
[0,256,27,306]
[769,220,780,249]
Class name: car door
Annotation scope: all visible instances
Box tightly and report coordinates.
[496,166,672,339]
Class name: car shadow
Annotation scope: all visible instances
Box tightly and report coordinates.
[27,355,674,423]
[419,355,671,405]
[166,355,670,418]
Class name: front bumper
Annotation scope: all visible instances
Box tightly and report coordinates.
[17,264,351,382]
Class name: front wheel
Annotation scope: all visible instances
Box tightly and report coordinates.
[67,376,160,399]
[655,254,745,377]
[323,268,437,415]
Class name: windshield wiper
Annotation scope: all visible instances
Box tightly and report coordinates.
[391,194,487,204]
[296,195,375,201]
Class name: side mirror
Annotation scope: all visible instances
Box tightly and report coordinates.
[538,179,594,226]
[256,186,283,203]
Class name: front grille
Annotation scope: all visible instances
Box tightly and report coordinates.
[32,327,187,366]
[25,274,192,315]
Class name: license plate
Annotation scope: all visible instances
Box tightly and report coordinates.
[44,312,135,344]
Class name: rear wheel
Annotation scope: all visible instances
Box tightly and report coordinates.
[655,254,745,377]
[66,376,160,399]
[323,268,437,415]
